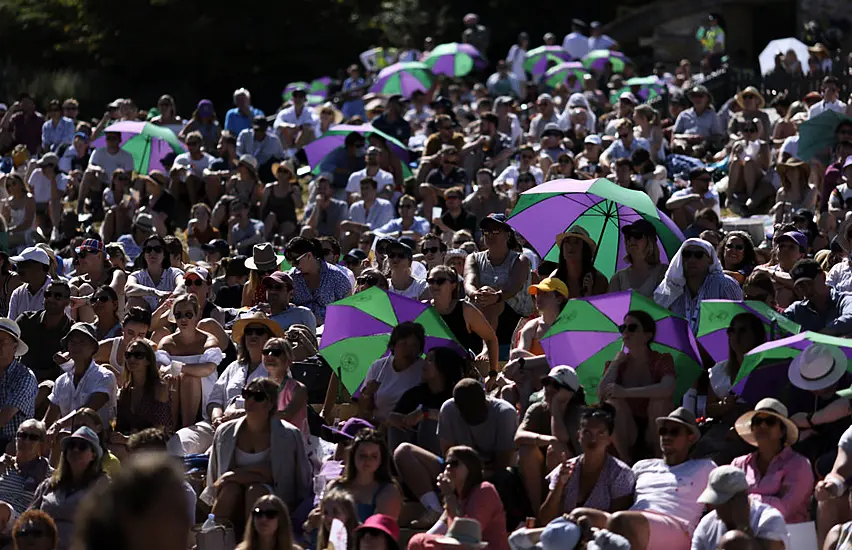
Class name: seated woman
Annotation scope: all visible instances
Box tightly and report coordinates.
[93,307,151,384]
[202,378,311,527]
[824,488,852,550]
[598,310,676,463]
[387,347,465,456]
[752,230,806,309]
[306,487,360,550]
[771,158,816,222]
[124,234,184,312]
[236,494,296,550]
[31,426,108,550]
[0,420,51,533]
[717,231,757,286]
[609,220,668,297]
[742,271,779,310]
[327,429,401,523]
[725,119,774,216]
[732,398,814,524]
[550,226,608,298]
[157,294,222,428]
[539,406,635,525]
[89,285,122,340]
[692,312,766,463]
[407,446,509,550]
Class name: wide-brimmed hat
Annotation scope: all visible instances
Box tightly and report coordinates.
[231,311,285,342]
[318,101,344,124]
[734,397,799,447]
[237,154,259,177]
[61,322,99,348]
[0,318,28,356]
[436,518,487,548]
[776,158,810,181]
[324,417,375,441]
[808,42,830,57]
[358,514,399,548]
[270,159,296,180]
[736,86,766,109]
[245,243,286,271]
[788,342,847,391]
[62,426,103,461]
[556,225,597,253]
[654,407,701,439]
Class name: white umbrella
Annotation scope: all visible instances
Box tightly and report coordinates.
[759,38,811,76]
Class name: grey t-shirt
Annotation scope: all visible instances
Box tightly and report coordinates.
[270,306,317,334]
[438,397,518,463]
[230,219,265,255]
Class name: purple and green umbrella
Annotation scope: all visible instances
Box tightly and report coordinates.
[506,178,684,281]
[697,300,801,364]
[310,76,333,98]
[524,46,571,76]
[540,290,702,404]
[582,49,630,73]
[302,123,409,169]
[609,76,666,104]
[91,121,184,175]
[732,332,852,406]
[283,81,310,101]
[423,43,486,77]
[370,62,433,98]
[544,62,590,90]
[319,286,464,393]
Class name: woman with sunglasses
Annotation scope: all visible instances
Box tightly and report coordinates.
[609,220,667,297]
[385,241,429,300]
[150,94,185,135]
[157,294,222,428]
[93,306,151,385]
[407,446,508,550]
[551,226,608,299]
[202,377,310,528]
[731,398,814,523]
[32,426,107,550]
[0,420,50,533]
[111,339,175,453]
[716,231,757,285]
[125,234,184,312]
[726,117,774,216]
[539,406,635,525]
[773,158,816,223]
[2,174,36,252]
[261,161,301,243]
[599,310,676,463]
[89,285,121,340]
[11,509,57,550]
[286,237,352,326]
[236,494,296,550]
[262,338,314,454]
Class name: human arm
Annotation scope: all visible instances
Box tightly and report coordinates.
[278,381,308,424]
[500,253,530,301]
[612,374,675,400]
[463,253,481,297]
[463,302,499,372]
[180,345,222,378]
[822,294,852,336]
[374,483,403,519]
[124,272,169,299]
[514,402,558,447]
[538,460,573,524]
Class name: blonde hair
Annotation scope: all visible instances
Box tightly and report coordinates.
[624,237,661,266]
[171,293,199,317]
[315,488,359,550]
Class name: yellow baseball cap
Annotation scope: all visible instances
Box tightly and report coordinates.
[529,277,569,298]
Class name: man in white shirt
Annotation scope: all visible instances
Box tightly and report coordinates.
[342,177,395,236]
[7,247,52,321]
[345,146,395,199]
[691,466,788,550]
[89,130,135,178]
[569,408,716,550]
[172,131,215,206]
[26,153,67,216]
[273,87,317,150]
[809,76,847,119]
[495,145,544,191]
[562,19,589,60]
[588,21,617,51]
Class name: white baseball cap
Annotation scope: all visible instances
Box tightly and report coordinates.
[10,246,50,266]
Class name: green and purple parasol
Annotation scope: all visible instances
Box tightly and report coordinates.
[301,124,409,169]
[506,178,684,281]
[310,76,333,98]
[423,43,486,77]
[319,287,464,393]
[91,121,184,175]
[544,62,590,90]
[370,62,433,98]
[524,46,571,76]
[697,300,801,364]
[582,49,630,73]
[540,290,703,404]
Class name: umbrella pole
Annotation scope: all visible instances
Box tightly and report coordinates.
[338,367,343,403]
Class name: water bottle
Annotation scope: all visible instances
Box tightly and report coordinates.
[201,514,217,533]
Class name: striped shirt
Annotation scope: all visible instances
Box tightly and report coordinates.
[0,360,37,442]
[670,273,743,333]
[0,456,51,513]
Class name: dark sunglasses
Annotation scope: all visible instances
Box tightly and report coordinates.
[751,415,779,427]
[125,350,147,359]
[45,291,70,300]
[682,250,707,260]
[65,440,92,452]
[244,327,270,337]
[623,230,647,240]
[144,245,164,254]
[422,246,441,254]
[387,252,409,260]
[252,508,279,519]
[77,250,95,259]
[482,229,504,237]
[186,278,205,287]
[618,323,640,334]
[743,126,758,133]
[16,432,41,441]
[288,252,310,264]
[657,426,685,437]
[173,311,195,320]
[725,243,745,251]
[263,348,287,357]
[357,275,381,286]
[242,389,268,402]
[427,277,451,286]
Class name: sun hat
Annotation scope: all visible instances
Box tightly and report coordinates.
[436,518,487,548]
[357,514,400,546]
[245,243,286,271]
[0,318,29,356]
[536,517,581,550]
[736,86,766,109]
[556,225,597,253]
[324,417,375,441]
[479,212,512,231]
[734,397,799,446]
[62,426,103,461]
[61,322,99,348]
[37,153,60,168]
[697,465,749,505]
[542,365,580,392]
[231,311,285,342]
[621,219,658,239]
[184,266,211,283]
[10,246,50,266]
[654,407,701,439]
[776,158,810,181]
[529,277,569,298]
[270,159,296,179]
[584,135,602,146]
[788,342,847,391]
[542,123,564,138]
[618,91,638,105]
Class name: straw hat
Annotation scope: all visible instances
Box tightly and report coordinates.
[245,243,286,271]
[556,225,597,253]
[776,158,810,181]
[237,154,259,178]
[654,407,701,439]
[808,43,830,57]
[270,159,296,180]
[735,86,766,109]
[231,311,285,342]
[318,101,344,124]
[788,342,847,391]
[735,398,799,447]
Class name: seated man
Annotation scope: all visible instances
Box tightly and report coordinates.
[0,319,38,452]
[691,466,787,550]
[785,259,852,335]
[340,177,395,239]
[264,271,317,334]
[666,167,720,231]
[569,408,716,550]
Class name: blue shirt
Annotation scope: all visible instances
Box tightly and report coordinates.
[236,129,286,166]
[319,148,365,190]
[784,288,852,335]
[270,306,317,334]
[375,216,432,237]
[41,117,76,152]
[289,262,352,325]
[0,360,37,442]
[670,272,744,333]
[349,198,395,229]
[342,77,367,119]
[603,136,651,162]
[673,108,724,138]
[224,106,265,136]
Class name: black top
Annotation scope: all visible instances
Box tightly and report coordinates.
[17,311,72,383]
[440,208,478,237]
[441,300,483,355]
[393,383,452,414]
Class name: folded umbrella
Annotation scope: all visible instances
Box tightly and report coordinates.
[697,300,801,363]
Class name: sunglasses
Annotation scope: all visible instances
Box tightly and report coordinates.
[482,229,504,237]
[387,252,409,260]
[682,250,707,260]
[263,348,287,357]
[77,250,98,259]
[91,295,111,304]
[264,283,291,291]
[252,508,279,519]
[16,432,41,442]
[618,323,640,334]
[125,350,147,360]
[242,389,268,402]
[422,246,441,254]
[427,277,452,286]
[244,327,270,337]
[623,231,646,240]
[65,440,92,452]
[173,311,195,320]
[725,243,745,251]
[186,278,205,287]
[144,245,164,254]
[357,275,381,286]
[45,292,70,300]
[289,252,310,264]
[751,415,779,427]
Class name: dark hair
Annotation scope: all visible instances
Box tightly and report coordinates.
[614,157,632,169]
[824,75,839,87]
[123,305,152,327]
[743,270,774,301]
[580,404,616,433]
[47,279,71,293]
[625,309,656,341]
[630,148,652,170]
[426,347,465,391]
[124,338,161,395]
[126,428,169,452]
[344,132,363,147]
[286,236,322,261]
[716,231,756,271]
[244,377,280,417]
[387,321,426,354]
[725,312,766,381]
[421,233,447,252]
[359,177,378,189]
[221,131,237,147]
[555,239,596,294]
[446,445,483,499]
[339,429,395,486]
[356,268,389,291]
[318,236,342,259]
[137,235,171,271]
[238,329,273,364]
[162,235,184,260]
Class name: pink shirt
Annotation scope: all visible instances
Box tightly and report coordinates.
[731,447,814,524]
[455,482,509,550]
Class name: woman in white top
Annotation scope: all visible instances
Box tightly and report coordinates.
[149,94,185,136]
[506,32,529,82]
[386,241,430,300]
[2,174,36,251]
[608,220,668,297]
[157,294,222,428]
[125,235,184,311]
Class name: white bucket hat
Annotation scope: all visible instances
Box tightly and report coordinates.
[0,318,29,356]
[788,342,847,391]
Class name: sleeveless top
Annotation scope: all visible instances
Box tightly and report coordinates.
[278,377,308,440]
[234,447,270,468]
[472,250,533,316]
[262,188,297,224]
[355,483,387,522]
[441,300,483,355]
[115,386,174,435]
